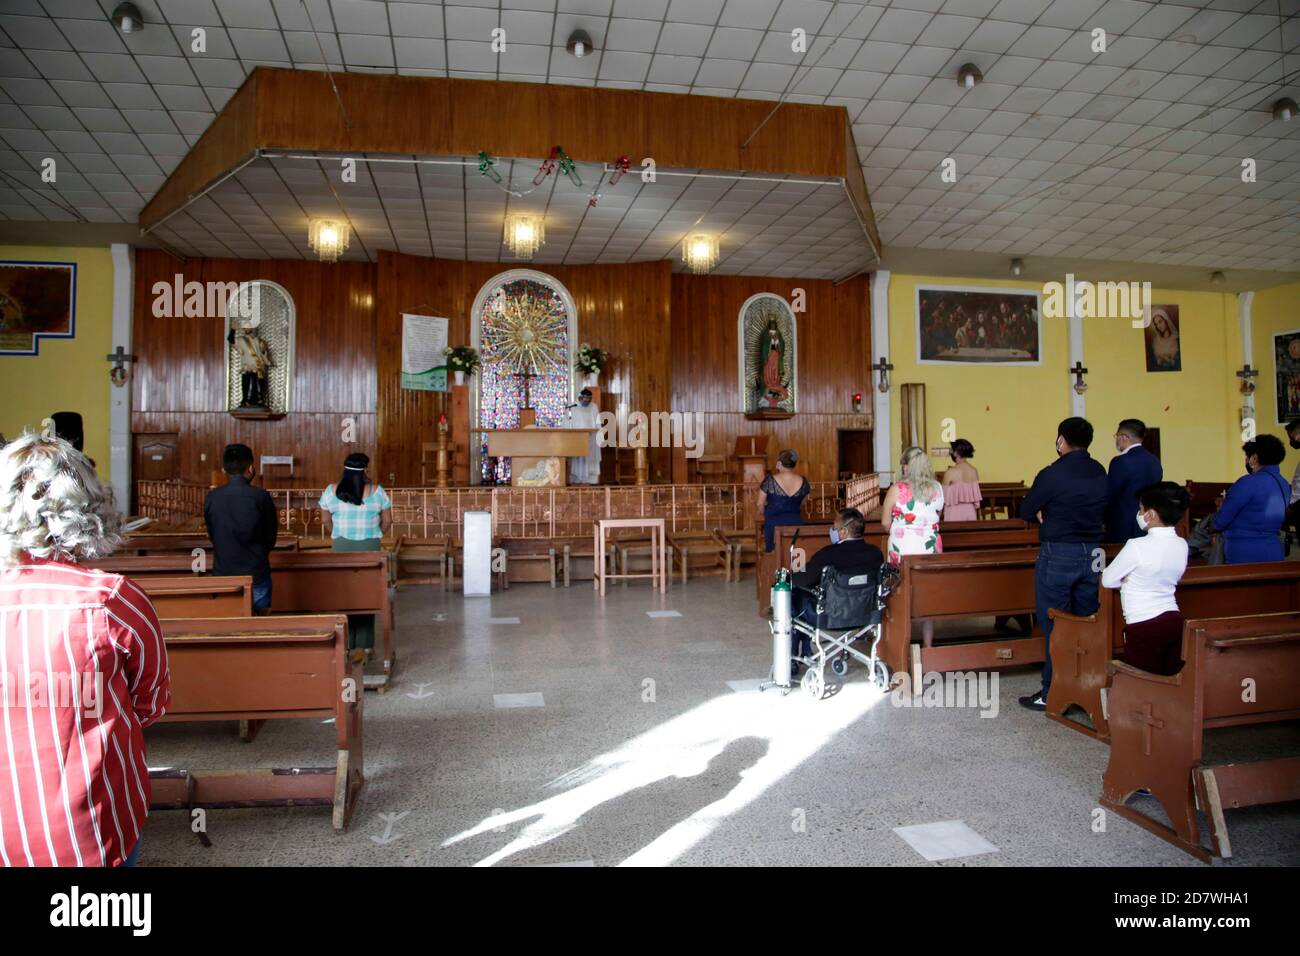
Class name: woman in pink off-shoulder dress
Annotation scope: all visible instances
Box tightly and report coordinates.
[941,438,982,522]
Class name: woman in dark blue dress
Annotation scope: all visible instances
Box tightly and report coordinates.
[758,449,810,552]
[1214,435,1289,563]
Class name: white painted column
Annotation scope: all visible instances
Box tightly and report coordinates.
[870,270,892,485]
[108,242,134,512]
[1239,291,1255,433]
[1068,308,1085,419]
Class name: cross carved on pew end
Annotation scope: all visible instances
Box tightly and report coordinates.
[1132,701,1165,756]
[1071,642,1087,678]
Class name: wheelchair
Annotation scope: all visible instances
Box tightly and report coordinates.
[785,563,899,700]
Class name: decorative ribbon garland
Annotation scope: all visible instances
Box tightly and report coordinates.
[476,148,630,204]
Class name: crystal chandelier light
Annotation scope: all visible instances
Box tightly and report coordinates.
[682,233,719,274]
[504,215,545,259]
[307,218,350,262]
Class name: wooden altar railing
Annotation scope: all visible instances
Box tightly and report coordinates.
[134,480,207,527]
[134,474,882,540]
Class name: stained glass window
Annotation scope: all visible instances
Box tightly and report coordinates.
[474,273,575,484]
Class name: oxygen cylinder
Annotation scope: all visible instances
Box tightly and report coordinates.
[771,570,793,686]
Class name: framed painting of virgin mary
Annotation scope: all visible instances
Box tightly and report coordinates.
[738,293,797,419]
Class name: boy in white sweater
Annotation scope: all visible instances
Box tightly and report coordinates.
[1100,481,1191,675]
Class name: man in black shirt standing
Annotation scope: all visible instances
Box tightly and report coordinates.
[1017,418,1108,711]
[204,443,279,613]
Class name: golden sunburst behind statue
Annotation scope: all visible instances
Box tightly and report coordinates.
[481,290,567,373]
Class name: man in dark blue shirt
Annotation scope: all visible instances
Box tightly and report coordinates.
[1105,418,1163,543]
[203,443,279,612]
[1018,417,1108,711]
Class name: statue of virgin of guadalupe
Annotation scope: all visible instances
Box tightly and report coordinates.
[758,319,789,407]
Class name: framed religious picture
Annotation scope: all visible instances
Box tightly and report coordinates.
[738,293,797,419]
[1273,329,1300,425]
[1144,305,1181,372]
[916,285,1040,365]
[0,260,76,356]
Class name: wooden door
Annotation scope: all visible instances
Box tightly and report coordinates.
[838,429,874,478]
[1142,426,1161,461]
[133,434,180,512]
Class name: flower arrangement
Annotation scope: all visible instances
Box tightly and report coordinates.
[575,343,608,374]
[444,345,481,374]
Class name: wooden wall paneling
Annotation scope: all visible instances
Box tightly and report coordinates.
[669,273,872,482]
[251,69,848,179]
[375,252,673,486]
[133,245,871,489]
[131,249,378,488]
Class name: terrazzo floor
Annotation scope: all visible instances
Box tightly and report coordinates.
[138,576,1300,867]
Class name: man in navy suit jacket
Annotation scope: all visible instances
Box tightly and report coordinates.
[1105,419,1163,543]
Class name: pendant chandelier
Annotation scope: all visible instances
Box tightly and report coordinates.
[307,218,350,262]
[504,214,545,259]
[682,232,719,274]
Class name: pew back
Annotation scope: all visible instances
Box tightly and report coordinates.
[139,575,252,618]
[151,613,363,829]
[756,519,1039,613]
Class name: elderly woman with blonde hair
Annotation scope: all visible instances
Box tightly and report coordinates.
[0,433,170,867]
[880,446,945,567]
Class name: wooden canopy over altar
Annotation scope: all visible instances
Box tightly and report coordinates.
[129,70,880,493]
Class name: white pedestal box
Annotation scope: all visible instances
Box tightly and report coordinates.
[462,511,493,596]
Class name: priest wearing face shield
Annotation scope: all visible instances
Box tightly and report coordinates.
[566,388,601,485]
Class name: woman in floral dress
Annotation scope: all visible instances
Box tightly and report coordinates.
[880,446,944,567]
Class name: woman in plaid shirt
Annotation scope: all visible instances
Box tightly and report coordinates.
[318,453,392,651]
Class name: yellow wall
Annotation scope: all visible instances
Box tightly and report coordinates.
[0,245,113,478]
[1085,288,1240,485]
[1250,280,1300,481]
[887,274,1243,485]
[887,273,1071,484]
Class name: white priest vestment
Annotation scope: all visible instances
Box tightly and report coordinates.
[566,401,602,484]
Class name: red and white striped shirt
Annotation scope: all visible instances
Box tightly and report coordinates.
[0,556,169,867]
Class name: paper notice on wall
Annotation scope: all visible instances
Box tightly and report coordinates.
[401,313,449,391]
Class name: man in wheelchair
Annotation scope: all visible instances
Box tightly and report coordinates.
[789,508,886,678]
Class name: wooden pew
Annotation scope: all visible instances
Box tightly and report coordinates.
[551,535,614,587]
[90,550,395,689]
[148,614,364,830]
[1185,480,1232,524]
[756,519,1041,614]
[502,537,557,587]
[1102,612,1300,861]
[120,533,298,555]
[1046,562,1300,739]
[139,575,252,618]
[713,528,757,582]
[881,548,1043,692]
[666,530,729,583]
[393,535,450,589]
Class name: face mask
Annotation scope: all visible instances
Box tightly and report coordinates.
[829,528,841,545]
[1136,511,1149,532]
[1291,439,1300,450]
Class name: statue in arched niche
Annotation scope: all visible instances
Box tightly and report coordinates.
[740,293,796,419]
